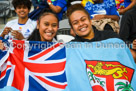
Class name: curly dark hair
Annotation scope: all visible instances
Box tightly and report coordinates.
[12,0,32,10]
[67,4,90,27]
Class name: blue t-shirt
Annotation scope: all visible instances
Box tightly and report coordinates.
[52,0,67,20]
[124,0,131,7]
[84,0,119,19]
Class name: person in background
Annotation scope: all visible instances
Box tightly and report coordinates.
[47,0,67,20]
[119,5,136,62]
[0,0,36,40]
[28,9,59,42]
[81,0,120,33]
[119,0,136,41]
[118,0,136,50]
[31,0,40,10]
[29,0,67,21]
[116,0,136,15]
[82,0,119,21]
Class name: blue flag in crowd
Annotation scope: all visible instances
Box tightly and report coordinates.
[0,38,136,91]
[66,38,136,91]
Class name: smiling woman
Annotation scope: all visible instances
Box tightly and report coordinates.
[28,9,59,42]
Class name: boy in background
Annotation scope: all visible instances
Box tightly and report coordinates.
[0,0,36,40]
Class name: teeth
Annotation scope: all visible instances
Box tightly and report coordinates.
[80,27,86,31]
[20,12,25,14]
[46,33,52,36]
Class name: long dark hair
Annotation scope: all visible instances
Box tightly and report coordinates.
[27,9,59,41]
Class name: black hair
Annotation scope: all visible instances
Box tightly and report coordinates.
[12,0,32,10]
[67,4,90,27]
[38,8,59,23]
[27,9,59,41]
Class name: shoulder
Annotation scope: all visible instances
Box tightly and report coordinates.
[27,19,37,27]
[5,19,18,27]
[95,29,119,40]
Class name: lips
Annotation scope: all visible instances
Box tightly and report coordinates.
[79,25,88,32]
[46,32,52,36]
[19,11,25,15]
[44,30,54,36]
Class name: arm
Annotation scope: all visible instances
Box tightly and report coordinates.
[93,15,120,22]
[119,0,136,14]
[47,0,67,13]
[48,4,62,13]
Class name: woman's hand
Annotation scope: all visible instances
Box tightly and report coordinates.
[11,30,25,40]
[0,40,4,50]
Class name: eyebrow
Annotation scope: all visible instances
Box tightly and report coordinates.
[71,16,87,24]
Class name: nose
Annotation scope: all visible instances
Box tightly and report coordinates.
[78,21,83,27]
[48,25,53,31]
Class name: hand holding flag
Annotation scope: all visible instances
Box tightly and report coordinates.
[0,40,4,50]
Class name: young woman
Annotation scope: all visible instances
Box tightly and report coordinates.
[0,9,59,50]
[28,9,59,42]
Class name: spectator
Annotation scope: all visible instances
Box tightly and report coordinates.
[116,0,136,15]
[0,0,37,40]
[47,0,67,20]
[67,4,119,42]
[28,9,59,42]
[66,4,136,91]
[31,0,40,10]
[0,9,59,50]
[119,5,136,43]
[82,0,119,21]
[29,0,67,21]
[119,5,136,62]
[82,0,120,32]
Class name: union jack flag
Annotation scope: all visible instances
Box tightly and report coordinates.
[0,40,67,91]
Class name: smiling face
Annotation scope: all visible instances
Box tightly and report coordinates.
[70,10,94,39]
[15,5,30,19]
[37,14,58,42]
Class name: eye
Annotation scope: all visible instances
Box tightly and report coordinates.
[44,23,49,26]
[52,24,57,27]
[72,21,78,25]
[81,17,86,22]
